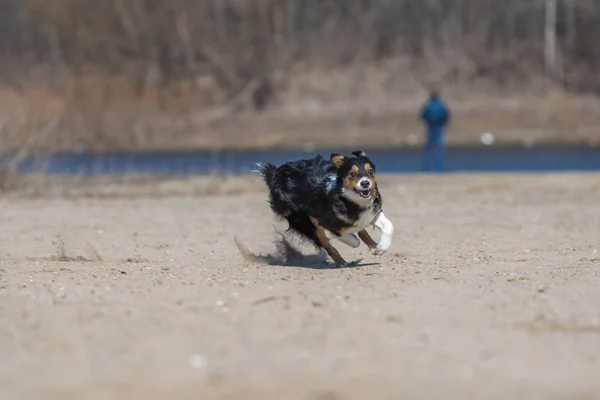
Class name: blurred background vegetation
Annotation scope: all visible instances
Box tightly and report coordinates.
[1,0,599,153]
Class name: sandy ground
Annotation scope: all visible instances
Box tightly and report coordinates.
[1,173,600,400]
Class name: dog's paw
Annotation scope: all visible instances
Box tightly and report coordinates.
[337,259,361,268]
[370,245,388,256]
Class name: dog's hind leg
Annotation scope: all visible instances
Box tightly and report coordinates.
[309,217,349,267]
[285,212,321,247]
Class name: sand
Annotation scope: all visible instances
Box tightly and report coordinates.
[1,173,600,400]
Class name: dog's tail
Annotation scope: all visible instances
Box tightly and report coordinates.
[254,162,276,187]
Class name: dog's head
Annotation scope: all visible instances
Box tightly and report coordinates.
[330,150,377,203]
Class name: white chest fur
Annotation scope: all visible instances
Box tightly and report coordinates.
[345,207,379,233]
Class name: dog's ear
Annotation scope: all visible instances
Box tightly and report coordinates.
[351,150,367,157]
[330,153,345,168]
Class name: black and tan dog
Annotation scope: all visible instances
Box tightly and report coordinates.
[251,150,394,267]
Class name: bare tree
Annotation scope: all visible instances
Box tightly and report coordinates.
[1,0,600,107]
[544,0,558,78]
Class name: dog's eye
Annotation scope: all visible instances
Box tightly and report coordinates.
[349,171,357,178]
[368,169,374,176]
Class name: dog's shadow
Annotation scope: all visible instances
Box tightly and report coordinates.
[286,257,380,270]
[234,235,380,270]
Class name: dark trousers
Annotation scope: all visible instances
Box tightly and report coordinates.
[423,128,445,171]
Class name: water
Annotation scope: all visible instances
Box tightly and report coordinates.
[5,146,600,175]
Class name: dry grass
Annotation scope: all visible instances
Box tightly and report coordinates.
[23,233,152,265]
[1,66,600,155]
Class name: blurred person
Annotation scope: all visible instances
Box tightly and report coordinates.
[420,91,451,171]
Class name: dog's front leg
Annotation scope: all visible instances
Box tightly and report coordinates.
[371,211,394,255]
[358,230,378,252]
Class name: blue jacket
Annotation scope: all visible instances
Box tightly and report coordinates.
[420,97,450,129]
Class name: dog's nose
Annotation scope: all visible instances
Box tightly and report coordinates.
[360,180,371,189]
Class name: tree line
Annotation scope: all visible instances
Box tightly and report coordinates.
[1,0,599,111]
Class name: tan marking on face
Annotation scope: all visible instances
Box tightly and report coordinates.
[343,165,362,192]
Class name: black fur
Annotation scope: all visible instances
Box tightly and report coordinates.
[256,152,382,250]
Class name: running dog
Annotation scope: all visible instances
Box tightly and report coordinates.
[254,150,393,267]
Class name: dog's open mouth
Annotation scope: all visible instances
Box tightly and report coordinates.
[358,189,371,198]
